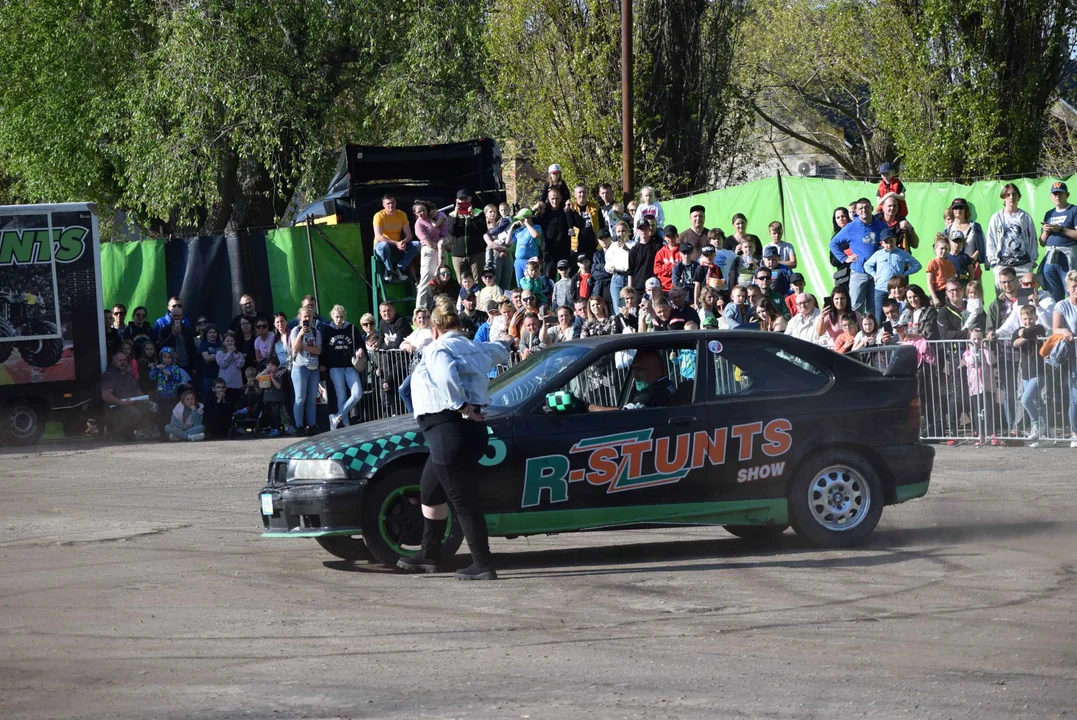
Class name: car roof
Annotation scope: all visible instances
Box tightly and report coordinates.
[566,330,803,349]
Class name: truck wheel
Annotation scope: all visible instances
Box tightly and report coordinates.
[788,450,884,548]
[0,316,13,364]
[722,524,789,544]
[360,468,463,569]
[16,320,64,368]
[316,535,374,563]
[2,400,46,446]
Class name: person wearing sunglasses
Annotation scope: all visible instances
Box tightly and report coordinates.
[126,306,154,356]
[253,318,276,364]
[153,296,191,335]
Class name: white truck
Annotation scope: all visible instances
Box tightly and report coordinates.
[0,203,105,445]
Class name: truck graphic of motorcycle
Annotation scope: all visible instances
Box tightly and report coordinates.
[0,290,64,368]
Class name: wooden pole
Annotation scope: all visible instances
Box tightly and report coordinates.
[621,0,633,205]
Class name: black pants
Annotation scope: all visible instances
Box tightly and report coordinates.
[418,411,491,562]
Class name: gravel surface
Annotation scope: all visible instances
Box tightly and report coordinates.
[0,440,1074,719]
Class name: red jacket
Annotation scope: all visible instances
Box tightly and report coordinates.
[653,244,679,291]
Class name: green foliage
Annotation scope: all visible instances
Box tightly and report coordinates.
[740,0,1076,180]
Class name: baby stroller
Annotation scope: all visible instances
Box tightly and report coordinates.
[228,403,261,438]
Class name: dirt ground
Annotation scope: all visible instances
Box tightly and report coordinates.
[0,440,1074,719]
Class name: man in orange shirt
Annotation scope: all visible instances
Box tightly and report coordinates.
[373,193,419,283]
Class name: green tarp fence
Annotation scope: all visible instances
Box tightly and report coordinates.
[265,223,371,320]
[100,239,168,314]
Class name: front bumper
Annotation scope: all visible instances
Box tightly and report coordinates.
[880,443,934,504]
[259,481,366,537]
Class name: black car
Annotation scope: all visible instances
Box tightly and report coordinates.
[259,331,933,568]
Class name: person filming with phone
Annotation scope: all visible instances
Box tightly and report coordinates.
[289,307,322,436]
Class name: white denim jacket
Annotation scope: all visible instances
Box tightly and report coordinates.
[410,331,510,417]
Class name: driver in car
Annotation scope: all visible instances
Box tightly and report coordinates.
[588,348,676,411]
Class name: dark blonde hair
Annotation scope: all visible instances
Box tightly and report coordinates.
[430,295,462,332]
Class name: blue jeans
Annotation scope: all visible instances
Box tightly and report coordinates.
[609,273,627,310]
[872,288,889,320]
[375,240,420,274]
[514,257,530,286]
[329,366,362,426]
[1020,377,1046,428]
[291,364,319,428]
[849,271,874,316]
[165,423,205,440]
[1040,247,1072,302]
[399,373,413,415]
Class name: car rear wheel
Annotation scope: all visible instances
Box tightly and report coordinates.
[788,450,883,548]
[722,524,789,544]
[316,535,374,563]
[360,468,464,569]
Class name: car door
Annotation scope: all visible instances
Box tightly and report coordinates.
[701,337,832,503]
[502,337,713,533]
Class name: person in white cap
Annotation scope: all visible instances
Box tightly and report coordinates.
[533,163,571,213]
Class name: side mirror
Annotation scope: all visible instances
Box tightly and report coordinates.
[544,391,575,414]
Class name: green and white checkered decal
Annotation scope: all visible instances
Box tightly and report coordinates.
[275,430,426,475]
[547,390,574,412]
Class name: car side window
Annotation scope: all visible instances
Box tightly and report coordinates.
[546,344,697,413]
[710,343,828,399]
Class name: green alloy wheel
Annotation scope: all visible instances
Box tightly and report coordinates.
[361,469,464,569]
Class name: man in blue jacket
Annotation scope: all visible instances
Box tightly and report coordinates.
[830,197,890,316]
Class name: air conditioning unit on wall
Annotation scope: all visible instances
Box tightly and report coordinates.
[796,160,819,177]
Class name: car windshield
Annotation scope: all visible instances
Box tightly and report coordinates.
[487,345,591,408]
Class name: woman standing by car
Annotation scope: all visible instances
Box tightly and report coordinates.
[397,295,510,580]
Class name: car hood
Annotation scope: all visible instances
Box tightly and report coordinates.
[273,415,424,463]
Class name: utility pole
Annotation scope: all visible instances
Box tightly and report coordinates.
[621,0,633,205]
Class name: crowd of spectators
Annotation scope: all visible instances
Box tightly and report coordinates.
[99,165,1077,447]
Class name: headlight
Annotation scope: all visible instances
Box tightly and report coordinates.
[285,459,347,482]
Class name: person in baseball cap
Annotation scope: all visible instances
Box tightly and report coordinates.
[1041,180,1077,301]
[548,164,562,174]
[556,259,570,270]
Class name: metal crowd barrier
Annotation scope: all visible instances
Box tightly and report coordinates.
[848,338,1076,444]
[346,341,1076,445]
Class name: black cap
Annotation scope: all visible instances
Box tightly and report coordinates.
[456,189,472,200]
[791,272,805,284]
[689,205,705,214]
[701,245,716,255]
[556,259,570,269]
[636,217,654,229]
[486,301,500,313]
[481,266,495,277]
[597,228,612,240]
[678,242,694,254]
[577,253,590,262]
[663,224,678,237]
[949,197,968,210]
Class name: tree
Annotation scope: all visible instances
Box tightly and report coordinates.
[739,0,1077,180]
[487,0,753,201]
[0,0,489,236]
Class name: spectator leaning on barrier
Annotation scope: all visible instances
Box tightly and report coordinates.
[1013,303,1048,443]
[1040,181,1077,302]
[987,183,1037,281]
[373,193,418,283]
[830,197,888,317]
[1050,269,1077,447]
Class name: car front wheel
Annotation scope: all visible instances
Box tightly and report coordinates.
[788,450,883,548]
[361,467,464,569]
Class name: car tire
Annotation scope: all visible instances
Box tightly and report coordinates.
[788,450,884,548]
[722,524,789,544]
[2,399,46,446]
[361,467,464,570]
[316,535,375,563]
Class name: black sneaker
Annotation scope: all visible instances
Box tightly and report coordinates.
[455,563,497,581]
[383,271,395,283]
